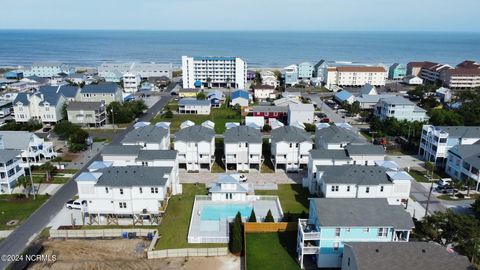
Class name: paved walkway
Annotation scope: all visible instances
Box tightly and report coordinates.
[11,183,63,196]
[179,171,304,185]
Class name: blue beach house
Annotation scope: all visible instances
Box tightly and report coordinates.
[388,63,407,80]
[230,89,250,107]
[297,198,414,269]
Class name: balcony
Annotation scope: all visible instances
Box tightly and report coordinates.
[300,244,320,255]
[299,219,321,241]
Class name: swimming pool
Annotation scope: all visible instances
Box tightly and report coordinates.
[200,204,253,221]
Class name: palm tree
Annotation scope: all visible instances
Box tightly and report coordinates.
[39,161,56,182]
[464,179,477,198]
[17,176,31,199]
[206,77,212,89]
[226,77,231,89]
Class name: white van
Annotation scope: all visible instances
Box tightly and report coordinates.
[437,178,452,186]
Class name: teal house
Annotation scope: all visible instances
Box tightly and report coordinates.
[297,198,414,269]
[388,63,406,80]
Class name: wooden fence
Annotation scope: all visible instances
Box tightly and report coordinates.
[244,222,297,233]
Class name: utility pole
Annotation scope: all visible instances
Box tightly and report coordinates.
[21,152,36,200]
[111,108,115,133]
[424,182,434,217]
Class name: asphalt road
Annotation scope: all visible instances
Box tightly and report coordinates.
[410,180,447,215]
[0,95,171,270]
[306,94,359,132]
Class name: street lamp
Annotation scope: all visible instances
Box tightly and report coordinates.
[110,108,115,133]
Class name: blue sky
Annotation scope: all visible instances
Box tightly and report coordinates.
[1,0,479,31]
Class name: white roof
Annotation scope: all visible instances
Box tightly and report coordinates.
[180,120,195,129]
[225,122,240,130]
[155,122,171,129]
[201,120,215,130]
[291,121,305,129]
[134,122,150,129]
[270,119,285,130]
[315,123,330,130]
[289,103,314,111]
[245,116,264,130]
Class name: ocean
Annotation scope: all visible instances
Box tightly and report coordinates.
[0,30,479,68]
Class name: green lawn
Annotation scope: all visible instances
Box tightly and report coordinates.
[256,184,310,218]
[155,184,227,249]
[152,107,242,134]
[0,195,50,230]
[410,170,440,183]
[246,232,300,270]
[31,175,70,184]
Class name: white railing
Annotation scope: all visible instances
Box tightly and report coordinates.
[195,195,212,201]
[302,246,319,254]
[303,232,321,240]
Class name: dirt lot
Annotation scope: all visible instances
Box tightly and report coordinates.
[30,239,241,270]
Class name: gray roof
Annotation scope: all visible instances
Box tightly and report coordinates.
[224,126,262,143]
[178,98,211,106]
[39,85,79,99]
[67,101,103,111]
[121,126,169,144]
[251,106,288,113]
[95,166,171,187]
[271,126,311,144]
[136,150,177,161]
[316,165,391,185]
[449,144,480,169]
[316,126,366,145]
[345,144,385,156]
[0,131,35,150]
[345,242,470,270]
[82,83,120,94]
[0,149,21,163]
[379,96,415,105]
[102,145,142,156]
[437,126,480,139]
[310,149,351,160]
[312,198,414,230]
[13,93,31,105]
[174,125,215,143]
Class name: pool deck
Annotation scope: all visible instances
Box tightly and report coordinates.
[188,196,283,243]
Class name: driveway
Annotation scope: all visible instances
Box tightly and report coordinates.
[306,94,358,132]
[385,154,424,170]
[0,96,172,270]
[179,171,304,186]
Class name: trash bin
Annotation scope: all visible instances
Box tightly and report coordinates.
[122,232,129,239]
[128,232,137,239]
[147,232,153,240]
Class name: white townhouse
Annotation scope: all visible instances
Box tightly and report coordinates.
[23,62,70,78]
[315,125,366,150]
[445,144,480,190]
[182,56,247,89]
[121,125,170,150]
[253,85,277,100]
[344,144,385,166]
[0,131,57,165]
[0,150,25,194]
[374,96,428,122]
[13,85,79,124]
[99,62,173,79]
[76,83,123,105]
[178,98,211,115]
[75,166,179,218]
[271,126,313,172]
[123,72,141,93]
[311,165,412,205]
[419,125,480,165]
[224,126,263,172]
[288,104,314,126]
[174,125,216,172]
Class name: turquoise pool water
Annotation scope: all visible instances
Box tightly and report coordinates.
[200,204,252,221]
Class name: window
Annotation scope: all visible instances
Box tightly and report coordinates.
[289,143,293,148]
[151,187,158,193]
[348,257,351,266]
[105,187,109,193]
[331,185,339,192]
[378,227,388,237]
[335,228,341,237]
[365,187,370,193]
[363,227,370,233]
[333,242,340,251]
[345,228,351,232]
[347,186,350,192]
[119,188,123,195]
[139,187,143,194]
[380,186,384,192]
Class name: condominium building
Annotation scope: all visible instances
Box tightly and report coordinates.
[440,60,480,89]
[0,131,57,166]
[297,198,414,269]
[388,63,406,80]
[419,125,480,164]
[271,126,313,172]
[23,62,70,78]
[224,126,262,172]
[374,96,428,122]
[325,66,387,87]
[284,64,299,86]
[298,62,314,79]
[98,62,173,79]
[182,56,247,89]
[174,125,216,172]
[0,150,25,194]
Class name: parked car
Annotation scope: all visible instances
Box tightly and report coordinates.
[66,199,87,210]
[440,187,458,194]
[437,178,452,187]
[320,118,330,123]
[239,174,247,182]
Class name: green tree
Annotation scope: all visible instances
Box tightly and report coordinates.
[471,199,480,221]
[350,101,361,116]
[254,72,262,85]
[249,210,257,222]
[206,77,212,88]
[17,175,32,199]
[428,109,463,126]
[304,123,316,132]
[262,124,272,132]
[164,109,173,119]
[229,212,243,255]
[264,209,274,222]
[38,161,57,182]
[196,92,207,100]
[61,102,69,120]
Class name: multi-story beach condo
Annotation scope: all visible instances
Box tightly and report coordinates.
[0,150,25,194]
[271,126,313,172]
[284,64,299,86]
[98,62,173,79]
[181,56,247,89]
[298,62,314,80]
[297,198,414,269]
[388,63,406,80]
[374,96,428,122]
[440,60,480,89]
[174,125,216,172]
[445,144,480,190]
[419,125,480,164]
[23,62,70,77]
[122,73,141,93]
[224,126,262,172]
[326,66,387,87]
